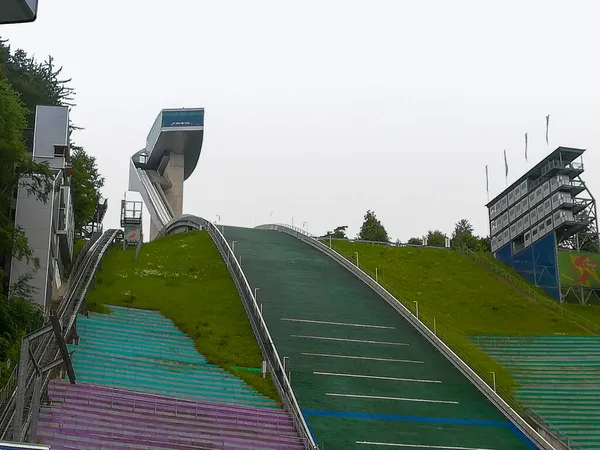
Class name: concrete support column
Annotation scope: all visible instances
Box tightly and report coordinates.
[164,153,184,217]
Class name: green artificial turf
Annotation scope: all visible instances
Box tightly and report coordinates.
[86,230,279,401]
[326,240,592,403]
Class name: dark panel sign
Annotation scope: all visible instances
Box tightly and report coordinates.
[161,110,204,128]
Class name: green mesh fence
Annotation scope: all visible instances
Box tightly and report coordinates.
[223,226,533,450]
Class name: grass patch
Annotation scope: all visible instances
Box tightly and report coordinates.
[73,239,86,260]
[327,240,592,401]
[86,230,280,402]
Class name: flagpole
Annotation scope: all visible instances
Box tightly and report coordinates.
[485,165,489,202]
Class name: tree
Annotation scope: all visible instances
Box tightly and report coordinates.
[0,76,53,280]
[407,237,422,245]
[426,230,447,247]
[358,210,389,242]
[325,225,348,239]
[451,219,479,250]
[71,146,105,231]
[477,235,491,252]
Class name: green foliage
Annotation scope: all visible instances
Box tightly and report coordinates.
[358,210,389,242]
[86,231,280,401]
[71,146,105,231]
[407,237,422,245]
[326,225,348,239]
[426,229,447,247]
[0,294,43,385]
[0,40,75,126]
[329,239,592,399]
[451,219,491,252]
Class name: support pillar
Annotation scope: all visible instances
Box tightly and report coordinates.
[163,153,184,218]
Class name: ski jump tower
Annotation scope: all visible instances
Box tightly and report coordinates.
[128,108,204,240]
[487,147,600,303]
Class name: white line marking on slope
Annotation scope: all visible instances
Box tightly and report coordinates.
[291,335,408,346]
[302,352,424,364]
[356,442,494,450]
[314,371,441,384]
[326,393,458,404]
[282,318,395,329]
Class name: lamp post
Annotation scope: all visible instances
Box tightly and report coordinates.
[414,301,419,319]
[354,252,359,267]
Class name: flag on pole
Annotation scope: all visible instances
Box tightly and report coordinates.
[485,165,489,200]
[525,133,528,161]
[504,149,508,180]
[545,115,550,145]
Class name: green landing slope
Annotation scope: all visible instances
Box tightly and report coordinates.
[223,226,534,450]
[85,230,278,400]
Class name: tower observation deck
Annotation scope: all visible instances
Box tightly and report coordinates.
[128,108,204,240]
[486,147,599,302]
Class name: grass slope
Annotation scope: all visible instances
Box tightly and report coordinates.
[328,240,590,400]
[86,230,279,401]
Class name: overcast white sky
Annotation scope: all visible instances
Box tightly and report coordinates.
[3,0,600,241]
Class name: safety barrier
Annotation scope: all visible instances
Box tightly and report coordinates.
[258,223,558,450]
[157,215,318,450]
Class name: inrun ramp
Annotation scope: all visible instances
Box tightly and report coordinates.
[223,226,536,450]
[474,335,600,450]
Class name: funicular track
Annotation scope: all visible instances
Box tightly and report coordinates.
[0,229,120,442]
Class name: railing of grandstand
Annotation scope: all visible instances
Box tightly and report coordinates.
[262,223,557,450]
[159,217,317,449]
[460,247,600,335]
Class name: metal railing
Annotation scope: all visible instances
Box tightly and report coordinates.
[460,248,600,335]
[157,216,317,450]
[261,223,558,450]
[0,229,119,442]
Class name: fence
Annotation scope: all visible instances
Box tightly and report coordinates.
[460,247,600,335]
[261,223,561,450]
[157,216,317,450]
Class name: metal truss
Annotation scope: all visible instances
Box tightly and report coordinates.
[557,177,600,253]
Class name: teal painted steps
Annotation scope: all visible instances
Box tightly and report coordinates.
[473,335,600,449]
[70,305,278,409]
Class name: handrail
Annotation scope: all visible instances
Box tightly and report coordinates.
[157,216,317,450]
[137,168,173,227]
[460,248,600,335]
[259,223,557,450]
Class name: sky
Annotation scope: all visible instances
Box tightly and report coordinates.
[3,0,600,241]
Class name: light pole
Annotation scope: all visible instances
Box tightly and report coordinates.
[414,301,419,319]
[375,267,378,282]
[354,252,359,267]
[490,371,496,392]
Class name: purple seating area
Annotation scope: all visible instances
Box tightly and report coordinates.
[37,380,304,450]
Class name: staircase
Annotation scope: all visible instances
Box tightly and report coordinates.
[36,306,304,449]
